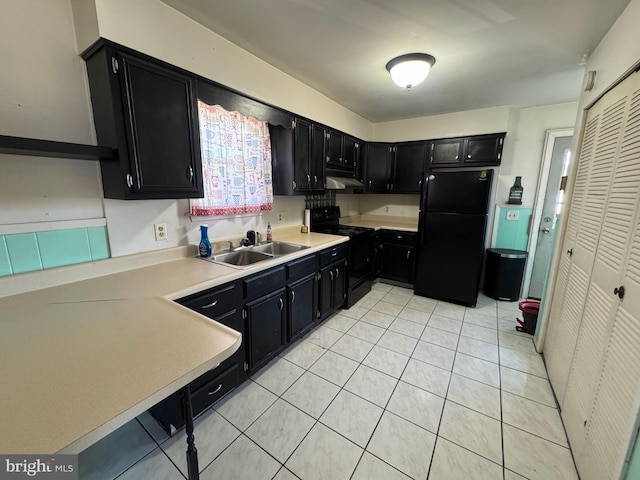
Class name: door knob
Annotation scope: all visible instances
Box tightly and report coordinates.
[541,227,551,234]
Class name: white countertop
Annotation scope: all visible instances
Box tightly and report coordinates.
[0,229,348,455]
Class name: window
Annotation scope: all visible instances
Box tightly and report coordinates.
[190,102,273,216]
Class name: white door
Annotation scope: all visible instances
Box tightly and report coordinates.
[528,135,573,299]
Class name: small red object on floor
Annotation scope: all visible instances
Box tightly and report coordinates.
[516,300,540,335]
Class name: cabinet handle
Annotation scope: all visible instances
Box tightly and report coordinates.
[201,299,219,309]
[307,174,311,186]
[454,155,458,160]
[207,384,223,396]
[335,268,340,279]
[111,57,119,73]
[332,252,337,257]
[326,156,330,163]
[468,154,472,159]
[187,166,194,181]
[613,286,625,300]
[314,175,318,185]
[125,173,134,188]
[567,248,573,257]
[369,180,372,188]
[406,250,410,259]
[390,184,394,190]
[291,290,296,303]
[278,297,284,310]
[329,271,334,280]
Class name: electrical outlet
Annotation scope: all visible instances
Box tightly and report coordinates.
[154,223,168,241]
[506,210,520,221]
[277,211,286,224]
[384,206,390,213]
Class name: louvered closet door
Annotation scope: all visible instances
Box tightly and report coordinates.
[545,70,640,480]
[546,83,627,403]
[562,74,640,473]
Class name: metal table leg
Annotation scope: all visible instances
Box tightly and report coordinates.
[182,384,199,480]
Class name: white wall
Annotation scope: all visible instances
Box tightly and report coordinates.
[373,106,511,142]
[0,0,104,232]
[499,102,579,207]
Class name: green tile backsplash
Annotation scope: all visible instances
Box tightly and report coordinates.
[0,226,110,277]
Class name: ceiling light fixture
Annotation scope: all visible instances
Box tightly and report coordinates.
[386,53,436,89]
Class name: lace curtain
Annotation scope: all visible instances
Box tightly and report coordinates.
[190,101,273,216]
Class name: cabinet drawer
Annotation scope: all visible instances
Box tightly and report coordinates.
[379,230,417,246]
[190,364,240,414]
[179,283,236,319]
[319,244,348,267]
[244,266,286,299]
[286,254,317,281]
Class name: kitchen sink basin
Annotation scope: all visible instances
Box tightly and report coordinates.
[211,249,273,267]
[252,241,309,255]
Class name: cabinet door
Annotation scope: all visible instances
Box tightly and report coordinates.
[464,135,504,166]
[333,260,347,310]
[118,53,203,197]
[288,273,317,342]
[365,143,392,192]
[246,288,286,371]
[343,136,359,171]
[393,142,427,193]
[310,124,326,191]
[294,118,312,192]
[430,138,464,167]
[318,264,335,320]
[379,244,415,283]
[327,130,344,168]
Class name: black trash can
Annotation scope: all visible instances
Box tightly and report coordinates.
[484,248,528,301]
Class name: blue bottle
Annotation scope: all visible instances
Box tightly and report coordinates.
[199,224,212,257]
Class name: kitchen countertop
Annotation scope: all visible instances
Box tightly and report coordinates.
[0,229,347,455]
[340,214,419,232]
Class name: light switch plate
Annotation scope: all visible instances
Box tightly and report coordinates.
[506,210,519,221]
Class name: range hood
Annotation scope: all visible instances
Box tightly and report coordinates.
[325,176,365,189]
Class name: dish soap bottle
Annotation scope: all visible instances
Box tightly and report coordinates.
[266,222,273,243]
[199,224,212,257]
[508,176,523,205]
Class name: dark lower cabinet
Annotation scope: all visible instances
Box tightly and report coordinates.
[378,230,417,284]
[318,258,347,321]
[149,281,243,434]
[288,273,317,341]
[245,288,287,371]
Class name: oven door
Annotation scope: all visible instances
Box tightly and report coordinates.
[349,232,374,287]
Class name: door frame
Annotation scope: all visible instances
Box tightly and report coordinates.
[521,128,574,299]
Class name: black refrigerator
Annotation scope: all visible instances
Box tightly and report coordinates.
[414,169,493,307]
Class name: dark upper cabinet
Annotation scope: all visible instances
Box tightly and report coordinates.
[326,130,344,168]
[326,130,360,177]
[392,141,428,193]
[342,136,360,170]
[430,133,505,168]
[364,143,393,192]
[83,42,203,199]
[465,135,505,165]
[269,119,325,194]
[364,141,427,194]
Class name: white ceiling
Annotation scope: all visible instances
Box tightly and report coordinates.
[160,0,630,123]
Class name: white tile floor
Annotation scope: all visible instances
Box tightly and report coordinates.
[79,284,580,480]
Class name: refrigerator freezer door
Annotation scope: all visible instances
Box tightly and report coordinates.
[425,170,493,214]
[414,212,487,306]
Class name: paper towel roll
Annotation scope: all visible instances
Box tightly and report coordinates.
[304,209,311,231]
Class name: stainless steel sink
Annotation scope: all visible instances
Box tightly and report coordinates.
[252,241,309,256]
[211,249,273,267]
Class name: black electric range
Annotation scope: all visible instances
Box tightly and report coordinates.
[310,207,375,308]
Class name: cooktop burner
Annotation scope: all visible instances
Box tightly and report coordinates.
[310,207,373,238]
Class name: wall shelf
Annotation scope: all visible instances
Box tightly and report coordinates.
[0,135,116,161]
